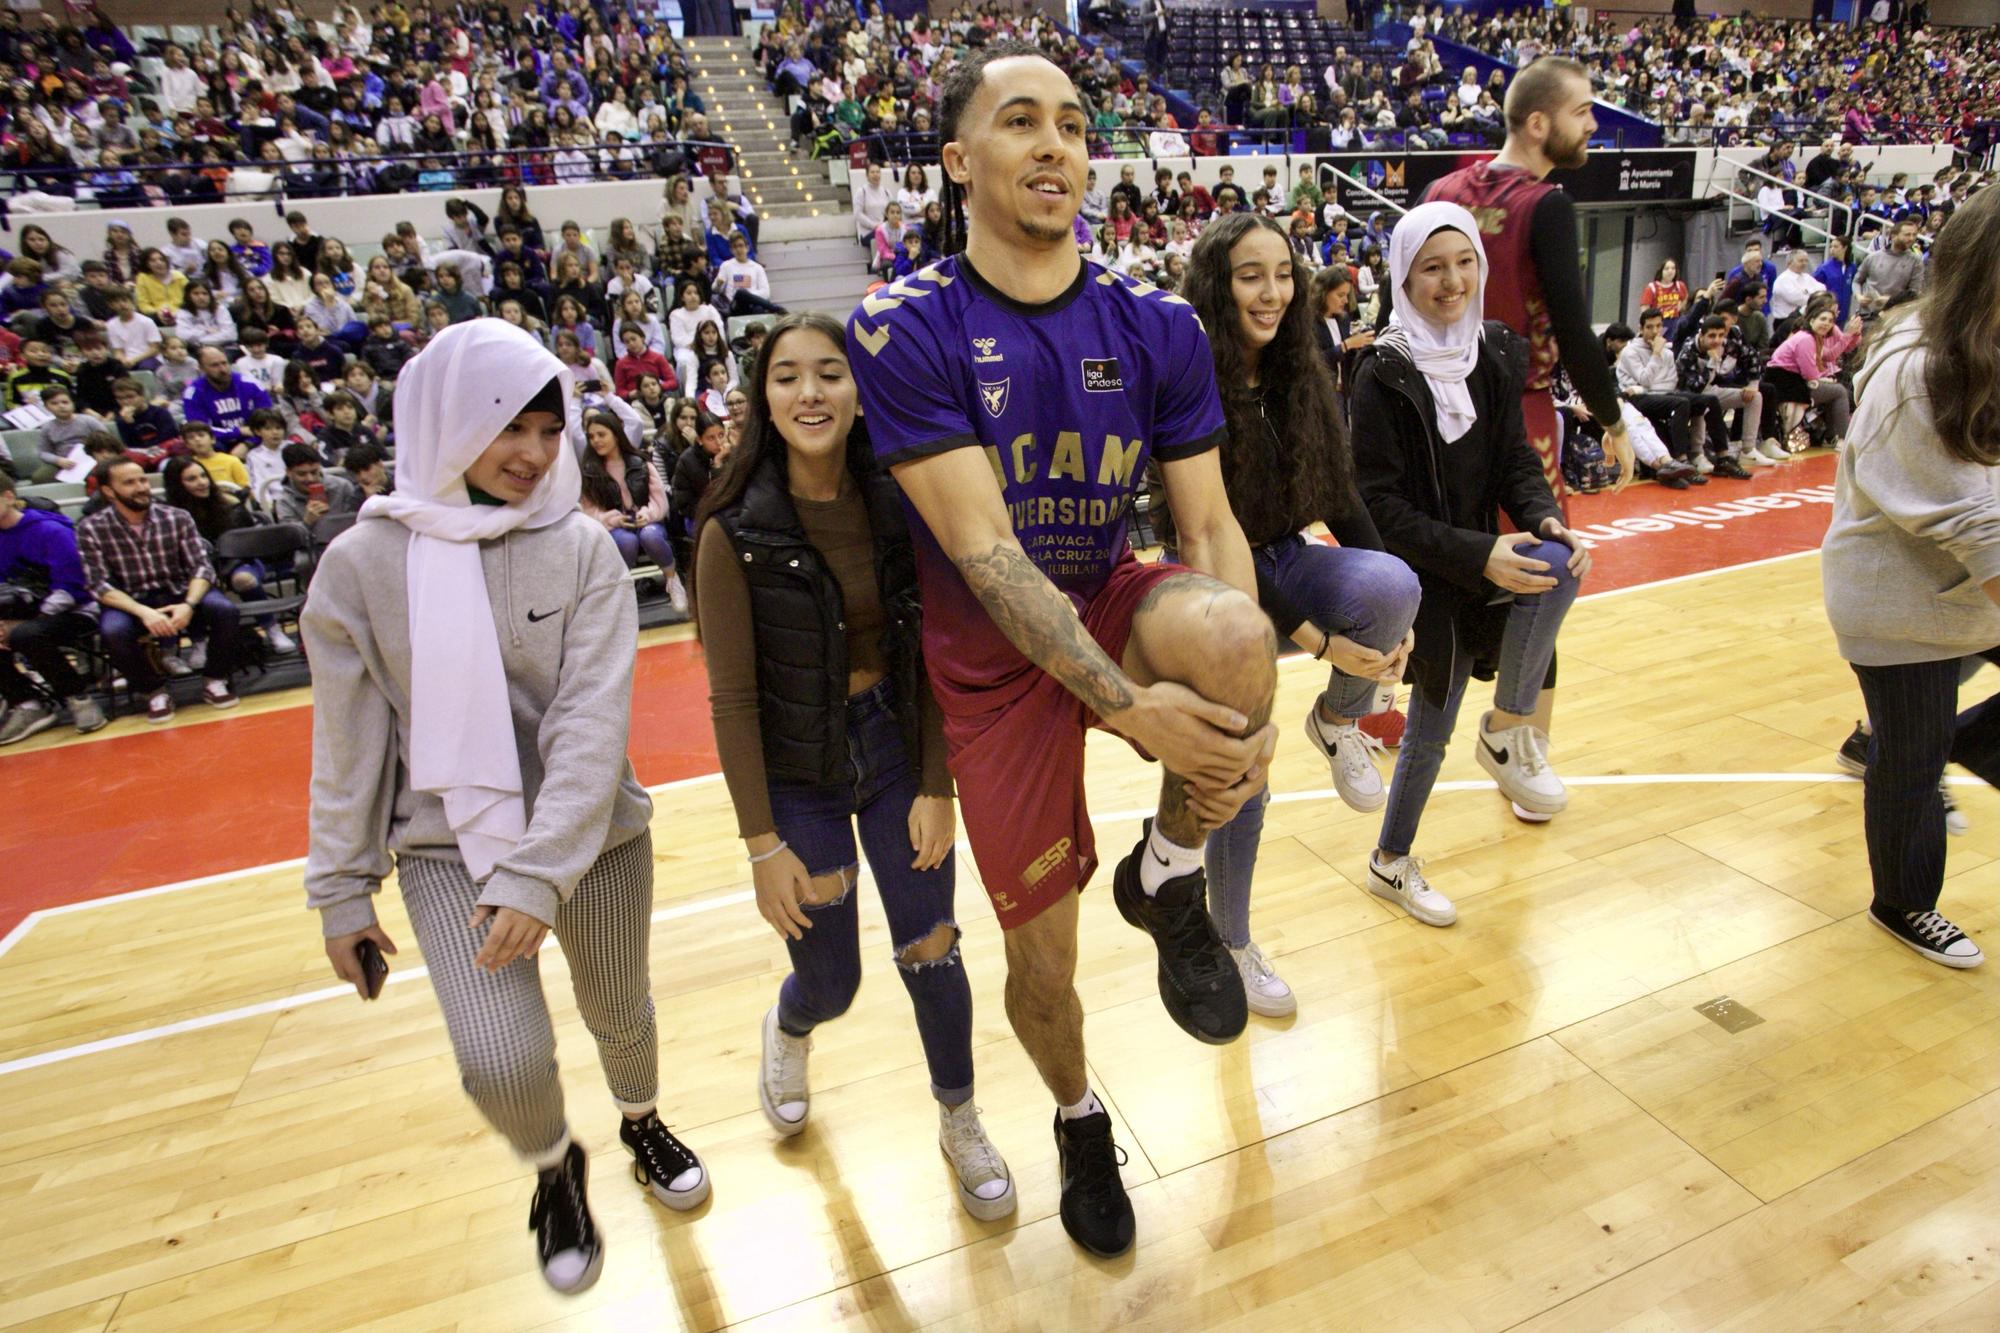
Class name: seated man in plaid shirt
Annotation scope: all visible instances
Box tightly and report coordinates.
[76,457,246,724]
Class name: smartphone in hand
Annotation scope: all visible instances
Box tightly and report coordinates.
[355,937,389,1000]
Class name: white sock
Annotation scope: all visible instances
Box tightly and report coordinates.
[1139,824,1204,895]
[529,1129,574,1173]
[1059,1089,1105,1121]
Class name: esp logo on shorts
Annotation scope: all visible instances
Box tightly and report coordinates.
[1080,358,1123,392]
[1021,836,1074,889]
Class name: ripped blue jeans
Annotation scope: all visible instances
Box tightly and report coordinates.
[767,679,972,1104]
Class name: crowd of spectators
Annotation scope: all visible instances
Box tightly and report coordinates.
[0,0,738,202]
[0,181,784,738]
[1447,7,2000,155]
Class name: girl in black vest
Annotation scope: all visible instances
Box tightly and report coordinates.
[691,312,1016,1220]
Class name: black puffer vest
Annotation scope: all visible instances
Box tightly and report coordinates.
[710,452,924,786]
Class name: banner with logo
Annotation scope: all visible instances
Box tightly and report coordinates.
[1314,149,1699,214]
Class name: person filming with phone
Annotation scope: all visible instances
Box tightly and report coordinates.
[269,443,362,573]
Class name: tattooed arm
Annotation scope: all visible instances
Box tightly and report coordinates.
[893,448,1261,788]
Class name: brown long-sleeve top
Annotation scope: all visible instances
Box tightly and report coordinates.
[696,476,953,838]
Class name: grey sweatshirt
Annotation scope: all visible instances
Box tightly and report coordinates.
[1822,327,2000,665]
[300,511,653,935]
[1854,246,1923,309]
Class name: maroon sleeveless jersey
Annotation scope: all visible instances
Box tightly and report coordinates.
[1424,162,1559,392]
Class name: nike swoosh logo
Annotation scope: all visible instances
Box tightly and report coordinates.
[526,607,560,623]
[1150,849,1171,867]
[1479,734,1508,766]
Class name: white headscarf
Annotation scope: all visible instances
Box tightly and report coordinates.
[1387,200,1488,443]
[360,318,580,879]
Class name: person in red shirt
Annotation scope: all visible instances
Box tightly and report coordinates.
[1640,258,1689,322]
[612,323,674,397]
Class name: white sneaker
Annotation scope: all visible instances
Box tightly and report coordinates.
[666,572,689,615]
[1942,781,1969,837]
[938,1101,1016,1221]
[160,653,194,677]
[184,640,208,672]
[1757,437,1790,462]
[1365,852,1457,926]
[1304,706,1387,812]
[1476,713,1568,817]
[266,625,298,655]
[1693,453,1715,475]
[757,1005,811,1136]
[1230,941,1297,1017]
[1739,446,1775,468]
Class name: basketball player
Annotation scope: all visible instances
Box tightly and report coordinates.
[846,43,1279,1258]
[1421,55,1629,792]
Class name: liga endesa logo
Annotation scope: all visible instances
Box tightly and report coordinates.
[1565,483,1836,549]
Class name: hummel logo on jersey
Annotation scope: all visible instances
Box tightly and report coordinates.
[978,378,1010,418]
[972,337,1003,364]
[1081,358,1123,392]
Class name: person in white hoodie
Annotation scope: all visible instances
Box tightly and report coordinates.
[851,160,893,244]
[301,319,712,1296]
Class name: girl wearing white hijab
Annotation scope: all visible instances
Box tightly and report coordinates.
[301,318,709,1296]
[1348,202,1592,925]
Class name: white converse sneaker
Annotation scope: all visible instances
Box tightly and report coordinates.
[1304,706,1387,812]
[938,1101,1016,1221]
[1365,852,1457,926]
[1229,941,1297,1017]
[1476,713,1568,817]
[757,1005,811,1135]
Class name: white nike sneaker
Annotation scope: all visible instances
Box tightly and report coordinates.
[1365,852,1457,926]
[1304,706,1387,812]
[1475,712,1568,817]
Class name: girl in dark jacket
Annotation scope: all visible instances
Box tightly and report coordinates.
[1349,202,1592,923]
[691,312,1015,1220]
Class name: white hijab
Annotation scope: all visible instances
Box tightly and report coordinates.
[360,319,581,880]
[1387,200,1489,444]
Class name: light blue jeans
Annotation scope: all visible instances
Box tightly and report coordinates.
[1377,539,1580,858]
[1205,535,1422,947]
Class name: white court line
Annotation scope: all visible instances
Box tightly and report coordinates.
[1,769,1901,1080]
[0,546,1833,965]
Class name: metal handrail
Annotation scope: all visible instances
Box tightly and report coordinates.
[1729,158,1857,220]
[1714,183,1836,246]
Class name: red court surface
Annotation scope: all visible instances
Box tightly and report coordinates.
[0,456,1837,932]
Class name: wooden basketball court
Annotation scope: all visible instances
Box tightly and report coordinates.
[3,460,1996,1332]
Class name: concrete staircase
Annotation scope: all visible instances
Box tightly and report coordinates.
[683,35,840,222]
[682,35,867,318]
[759,222,875,320]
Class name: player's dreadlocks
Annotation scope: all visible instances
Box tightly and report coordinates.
[936,40,1057,257]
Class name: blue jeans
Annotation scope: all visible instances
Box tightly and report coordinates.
[1378,539,1579,857]
[768,679,972,1104]
[99,588,243,691]
[609,522,675,571]
[1206,537,1421,947]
